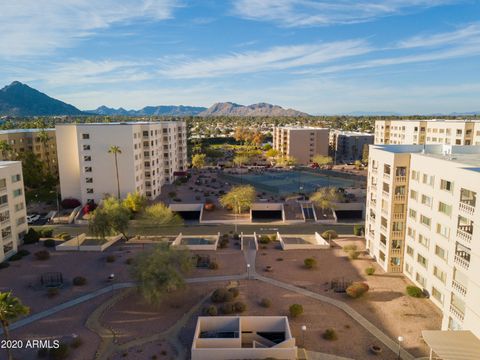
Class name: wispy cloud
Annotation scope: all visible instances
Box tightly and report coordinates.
[157,39,372,78]
[0,0,181,57]
[232,0,456,27]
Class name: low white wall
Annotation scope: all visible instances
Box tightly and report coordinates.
[171,233,220,250]
[279,232,330,250]
[56,234,122,252]
[191,347,297,360]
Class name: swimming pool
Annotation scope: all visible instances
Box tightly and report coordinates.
[221,170,359,195]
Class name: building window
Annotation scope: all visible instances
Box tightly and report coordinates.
[405,262,413,275]
[410,190,418,201]
[421,194,432,207]
[420,215,431,228]
[408,208,417,220]
[416,273,426,287]
[440,179,453,192]
[83,144,91,151]
[406,246,414,257]
[417,254,428,268]
[13,189,22,198]
[11,174,21,183]
[379,251,385,263]
[85,167,92,172]
[16,217,26,226]
[14,203,24,212]
[418,234,429,249]
[431,287,443,304]
[86,188,94,194]
[436,223,450,239]
[433,266,446,284]
[82,133,90,139]
[85,177,93,183]
[435,245,447,261]
[438,202,452,216]
[84,156,91,161]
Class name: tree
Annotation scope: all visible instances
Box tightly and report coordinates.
[264,148,279,159]
[277,155,296,168]
[108,145,122,199]
[312,155,333,167]
[37,129,51,174]
[0,292,30,360]
[123,192,147,214]
[191,153,206,169]
[0,141,13,160]
[220,185,256,214]
[310,187,341,210]
[16,151,46,188]
[354,160,363,170]
[138,203,183,228]
[233,154,250,167]
[130,243,193,304]
[89,197,130,239]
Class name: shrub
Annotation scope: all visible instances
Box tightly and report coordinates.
[219,238,229,249]
[23,228,40,244]
[0,262,10,269]
[321,230,338,239]
[228,287,239,298]
[322,328,338,341]
[208,261,219,270]
[35,250,50,261]
[73,276,87,286]
[125,258,134,265]
[347,250,360,260]
[220,303,235,314]
[346,282,369,298]
[269,234,277,241]
[406,285,425,298]
[289,304,304,318]
[203,305,218,316]
[47,288,60,298]
[353,225,364,236]
[106,255,116,263]
[70,336,83,349]
[260,298,272,308]
[233,233,240,240]
[60,234,71,241]
[211,288,233,303]
[365,267,376,276]
[234,301,246,313]
[343,244,357,252]
[222,233,229,240]
[258,235,271,244]
[44,239,56,248]
[304,258,317,269]
[204,203,215,211]
[38,228,54,238]
[48,343,69,359]
[61,198,81,209]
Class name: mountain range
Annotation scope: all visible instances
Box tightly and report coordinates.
[0,81,310,117]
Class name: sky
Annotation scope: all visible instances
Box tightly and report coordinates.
[1,0,480,115]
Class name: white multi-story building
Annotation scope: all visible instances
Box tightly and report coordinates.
[56,121,187,204]
[0,161,28,262]
[272,126,329,165]
[366,144,480,337]
[374,119,480,145]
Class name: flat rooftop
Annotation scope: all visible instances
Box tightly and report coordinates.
[378,119,480,123]
[0,128,55,134]
[275,126,328,130]
[56,121,183,126]
[419,152,480,167]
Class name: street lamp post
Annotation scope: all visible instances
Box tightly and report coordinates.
[397,336,404,360]
[301,325,307,347]
[247,263,251,279]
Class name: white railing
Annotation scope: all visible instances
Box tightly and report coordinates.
[456,228,472,244]
[391,230,404,238]
[452,280,467,297]
[459,202,475,216]
[450,304,465,322]
[393,213,405,220]
[393,194,406,202]
[454,254,470,271]
[395,176,407,183]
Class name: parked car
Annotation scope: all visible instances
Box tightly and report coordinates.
[27,214,41,224]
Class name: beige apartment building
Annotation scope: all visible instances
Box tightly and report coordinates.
[0,128,58,175]
[56,121,187,204]
[366,144,480,338]
[374,119,480,145]
[0,161,28,262]
[329,130,374,163]
[272,126,329,165]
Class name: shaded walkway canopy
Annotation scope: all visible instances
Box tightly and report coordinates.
[422,330,480,360]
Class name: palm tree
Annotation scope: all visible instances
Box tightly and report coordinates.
[108,145,122,199]
[0,292,29,360]
[0,141,13,160]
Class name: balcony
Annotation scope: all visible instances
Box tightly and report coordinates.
[393,194,406,202]
[389,264,402,273]
[0,202,8,210]
[382,190,390,198]
[454,254,470,271]
[449,304,465,322]
[456,228,472,244]
[379,241,386,250]
[371,167,378,174]
[452,280,467,297]
[393,213,405,220]
[391,230,404,239]
[459,202,475,216]
[390,248,402,256]
[383,172,391,181]
[395,176,407,183]
[381,224,387,233]
[370,199,377,206]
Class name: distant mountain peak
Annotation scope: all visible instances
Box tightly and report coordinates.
[0,81,84,117]
[199,102,309,116]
